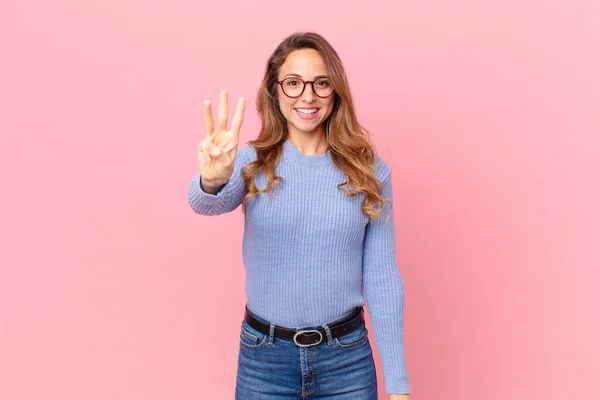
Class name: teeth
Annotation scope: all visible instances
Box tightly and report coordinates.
[297,109,317,115]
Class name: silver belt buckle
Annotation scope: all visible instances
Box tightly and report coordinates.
[293,329,323,347]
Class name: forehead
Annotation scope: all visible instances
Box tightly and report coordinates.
[279,48,328,78]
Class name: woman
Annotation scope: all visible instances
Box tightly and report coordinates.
[188,32,411,399]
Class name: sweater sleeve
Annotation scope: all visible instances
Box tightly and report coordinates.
[187,146,252,216]
[362,158,411,395]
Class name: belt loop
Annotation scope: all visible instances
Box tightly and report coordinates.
[320,323,333,345]
[268,322,275,345]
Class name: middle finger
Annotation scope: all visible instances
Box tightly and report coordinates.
[203,100,214,137]
[218,89,228,130]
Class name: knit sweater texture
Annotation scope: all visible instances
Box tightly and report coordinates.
[187,139,410,394]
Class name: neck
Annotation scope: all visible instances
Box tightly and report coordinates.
[286,128,328,156]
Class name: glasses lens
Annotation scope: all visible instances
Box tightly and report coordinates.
[281,78,304,97]
[313,79,333,97]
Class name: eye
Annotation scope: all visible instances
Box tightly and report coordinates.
[315,79,330,87]
[285,78,301,86]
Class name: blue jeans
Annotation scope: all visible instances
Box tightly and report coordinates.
[235,305,378,399]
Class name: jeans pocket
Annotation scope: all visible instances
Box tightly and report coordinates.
[240,320,269,350]
[332,323,369,350]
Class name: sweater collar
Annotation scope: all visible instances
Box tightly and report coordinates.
[283,139,334,168]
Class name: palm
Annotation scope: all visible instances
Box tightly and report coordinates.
[198,89,246,184]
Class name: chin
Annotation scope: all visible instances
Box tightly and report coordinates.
[295,123,323,135]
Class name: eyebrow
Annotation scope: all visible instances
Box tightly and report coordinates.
[284,73,330,80]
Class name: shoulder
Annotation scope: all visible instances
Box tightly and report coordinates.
[372,154,392,182]
[237,143,258,165]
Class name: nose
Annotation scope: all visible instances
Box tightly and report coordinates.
[300,82,316,103]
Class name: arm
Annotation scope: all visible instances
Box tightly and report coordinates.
[187,146,251,216]
[362,160,411,396]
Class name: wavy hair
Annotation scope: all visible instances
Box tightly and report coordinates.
[241,32,392,221]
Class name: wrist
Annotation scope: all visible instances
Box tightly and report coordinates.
[200,177,228,194]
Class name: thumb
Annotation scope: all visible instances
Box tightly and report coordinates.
[205,141,223,157]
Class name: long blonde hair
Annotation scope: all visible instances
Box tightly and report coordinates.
[241,32,392,221]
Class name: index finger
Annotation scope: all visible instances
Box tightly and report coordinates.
[229,97,246,137]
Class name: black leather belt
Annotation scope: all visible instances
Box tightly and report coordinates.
[244,305,364,347]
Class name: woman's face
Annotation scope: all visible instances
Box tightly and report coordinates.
[277,48,335,137]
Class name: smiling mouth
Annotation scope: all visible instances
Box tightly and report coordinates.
[295,108,319,115]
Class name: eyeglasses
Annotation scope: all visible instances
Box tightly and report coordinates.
[277,77,335,98]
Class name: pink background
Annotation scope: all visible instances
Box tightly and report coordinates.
[1,0,599,399]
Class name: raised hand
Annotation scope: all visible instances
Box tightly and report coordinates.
[198,89,246,192]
